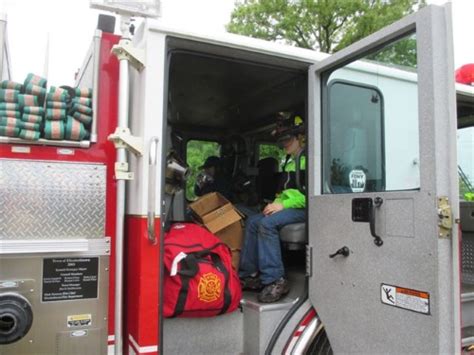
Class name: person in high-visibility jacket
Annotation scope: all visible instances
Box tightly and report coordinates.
[239,114,305,303]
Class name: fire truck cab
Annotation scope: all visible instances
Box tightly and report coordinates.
[1,3,474,354]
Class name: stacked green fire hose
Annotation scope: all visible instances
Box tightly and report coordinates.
[0,73,93,142]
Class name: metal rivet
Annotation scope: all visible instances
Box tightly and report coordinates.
[29,289,34,293]
[105,268,109,271]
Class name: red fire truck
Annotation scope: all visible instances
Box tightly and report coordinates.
[1,3,474,354]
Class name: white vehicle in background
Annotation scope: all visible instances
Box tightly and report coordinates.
[0,2,473,354]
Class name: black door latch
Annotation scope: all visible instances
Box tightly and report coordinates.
[329,246,350,258]
[352,197,384,247]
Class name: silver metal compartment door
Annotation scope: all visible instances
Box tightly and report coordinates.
[308,4,460,353]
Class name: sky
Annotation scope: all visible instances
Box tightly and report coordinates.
[0,0,473,87]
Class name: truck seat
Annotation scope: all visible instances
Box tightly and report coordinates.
[280,222,306,250]
[256,157,279,202]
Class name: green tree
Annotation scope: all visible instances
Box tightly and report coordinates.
[227,0,425,54]
[259,143,286,165]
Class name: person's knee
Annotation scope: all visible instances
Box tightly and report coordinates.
[246,214,263,229]
[258,217,278,236]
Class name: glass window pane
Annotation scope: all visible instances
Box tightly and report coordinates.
[322,33,419,194]
[458,127,474,200]
[259,143,286,167]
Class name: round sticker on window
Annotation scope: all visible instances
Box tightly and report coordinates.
[349,170,366,193]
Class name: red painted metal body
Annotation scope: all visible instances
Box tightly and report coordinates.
[0,31,122,346]
[125,216,160,354]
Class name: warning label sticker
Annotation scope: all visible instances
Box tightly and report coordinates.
[381,284,430,315]
[67,314,92,328]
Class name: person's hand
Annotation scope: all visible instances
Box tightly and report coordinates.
[263,202,284,216]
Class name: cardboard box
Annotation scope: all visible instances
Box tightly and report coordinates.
[189,192,243,269]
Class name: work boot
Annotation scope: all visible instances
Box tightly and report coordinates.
[240,275,263,291]
[257,277,290,303]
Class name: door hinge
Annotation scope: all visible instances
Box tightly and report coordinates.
[111,40,146,71]
[306,245,313,277]
[108,127,143,156]
[438,196,453,238]
[115,162,134,180]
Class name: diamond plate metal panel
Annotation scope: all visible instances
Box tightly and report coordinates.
[0,159,106,240]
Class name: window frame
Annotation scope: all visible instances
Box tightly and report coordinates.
[324,79,386,194]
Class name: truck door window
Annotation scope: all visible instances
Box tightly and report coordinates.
[186,140,221,200]
[458,127,474,200]
[323,33,420,194]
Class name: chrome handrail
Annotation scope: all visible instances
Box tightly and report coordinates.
[147,137,159,244]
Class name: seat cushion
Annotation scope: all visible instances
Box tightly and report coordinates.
[279,223,306,244]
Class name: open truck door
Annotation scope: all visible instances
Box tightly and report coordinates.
[308,4,460,353]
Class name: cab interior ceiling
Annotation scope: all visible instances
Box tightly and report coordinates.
[167,37,309,135]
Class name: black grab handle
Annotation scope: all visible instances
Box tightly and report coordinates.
[369,197,384,246]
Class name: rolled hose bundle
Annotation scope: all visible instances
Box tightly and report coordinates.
[18,94,39,108]
[46,92,69,102]
[44,120,64,140]
[0,125,20,137]
[46,101,68,109]
[72,111,92,125]
[45,108,67,120]
[21,122,40,130]
[19,129,40,140]
[0,89,19,103]
[72,97,92,107]
[0,110,21,118]
[65,116,87,141]
[49,86,69,96]
[75,87,92,98]
[0,103,20,111]
[24,83,46,103]
[0,117,22,128]
[0,80,23,91]
[22,113,43,124]
[23,106,45,115]
[24,73,47,88]
[71,102,92,116]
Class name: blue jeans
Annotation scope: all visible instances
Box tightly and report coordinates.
[239,208,306,285]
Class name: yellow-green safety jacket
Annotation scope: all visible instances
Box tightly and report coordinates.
[274,154,306,209]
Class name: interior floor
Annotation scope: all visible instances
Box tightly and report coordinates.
[163,269,306,355]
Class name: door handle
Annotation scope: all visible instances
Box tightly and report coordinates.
[329,246,350,258]
[147,137,159,245]
[369,197,383,246]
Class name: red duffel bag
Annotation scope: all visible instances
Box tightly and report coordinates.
[163,223,242,318]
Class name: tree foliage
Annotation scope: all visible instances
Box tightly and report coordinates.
[227,0,425,54]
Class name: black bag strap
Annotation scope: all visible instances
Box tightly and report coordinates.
[209,253,231,315]
[163,193,175,233]
[171,249,232,317]
[171,253,198,318]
